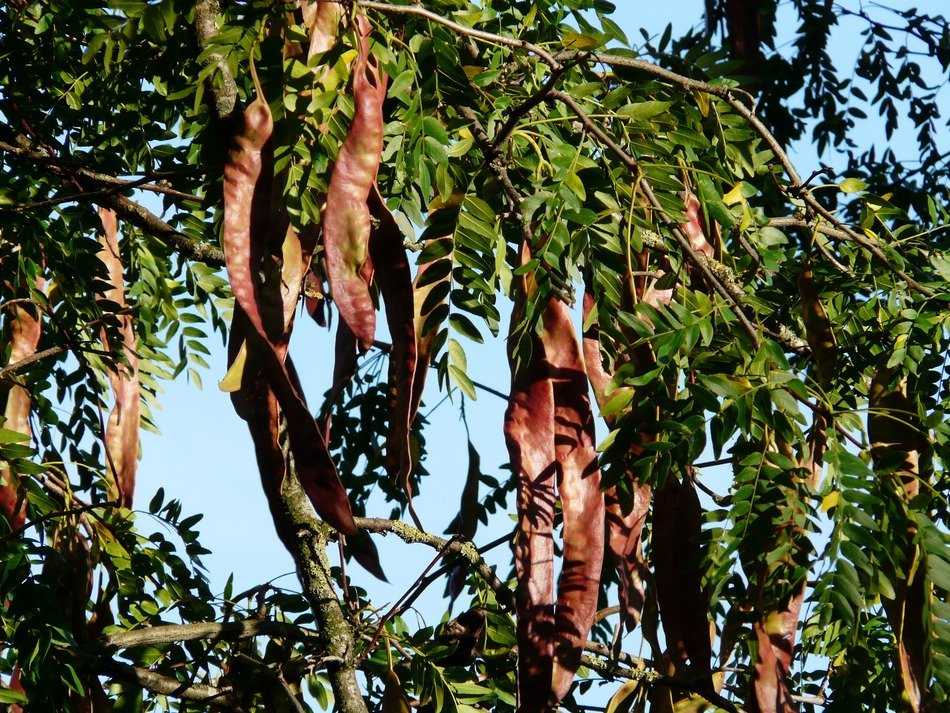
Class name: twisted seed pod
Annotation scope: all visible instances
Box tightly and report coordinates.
[323,14,387,349]
[506,245,555,713]
[97,207,140,508]
[0,285,42,529]
[367,188,418,505]
[582,290,649,632]
[222,56,356,536]
[541,295,605,704]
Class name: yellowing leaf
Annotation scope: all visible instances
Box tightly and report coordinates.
[838,177,867,194]
[562,31,601,49]
[606,679,642,713]
[218,340,248,392]
[723,183,745,205]
[564,171,586,201]
[820,490,840,512]
[692,90,710,117]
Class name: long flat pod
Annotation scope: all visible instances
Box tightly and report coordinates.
[367,187,418,499]
[222,58,356,536]
[0,282,42,529]
[750,589,804,713]
[652,475,712,677]
[505,261,556,713]
[97,207,140,508]
[868,366,929,711]
[323,14,387,350]
[799,262,836,487]
[541,295,605,703]
[750,427,826,711]
[582,290,649,632]
[410,235,453,422]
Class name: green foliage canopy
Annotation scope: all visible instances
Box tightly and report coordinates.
[0,1,947,711]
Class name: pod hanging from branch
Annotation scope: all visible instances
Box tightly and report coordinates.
[410,234,453,422]
[505,260,556,713]
[0,282,43,530]
[868,365,930,711]
[367,188,418,502]
[508,246,605,709]
[96,207,140,509]
[541,295,605,703]
[582,289,649,633]
[323,14,387,350]
[750,589,804,713]
[652,475,712,678]
[221,55,356,536]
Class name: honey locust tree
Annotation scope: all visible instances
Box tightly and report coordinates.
[0,1,948,711]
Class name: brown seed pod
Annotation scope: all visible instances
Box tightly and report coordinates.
[97,207,139,508]
[323,14,387,350]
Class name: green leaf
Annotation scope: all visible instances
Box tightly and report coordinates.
[838,177,868,193]
[615,100,673,122]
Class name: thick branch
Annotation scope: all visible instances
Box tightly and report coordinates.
[97,191,225,266]
[101,619,320,651]
[98,659,237,705]
[259,462,367,713]
[193,0,239,122]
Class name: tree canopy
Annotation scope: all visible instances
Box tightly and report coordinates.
[0,1,948,712]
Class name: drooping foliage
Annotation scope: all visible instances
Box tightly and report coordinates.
[0,1,948,712]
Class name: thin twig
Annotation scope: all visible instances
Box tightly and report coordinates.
[0,499,118,545]
[0,346,64,380]
[549,89,763,349]
[359,1,563,69]
[356,537,456,666]
[357,1,934,295]
[354,517,514,610]
[0,139,225,266]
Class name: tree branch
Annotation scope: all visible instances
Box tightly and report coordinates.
[570,52,934,297]
[579,655,746,713]
[100,619,321,651]
[259,460,368,713]
[0,346,64,380]
[354,517,515,610]
[193,0,239,122]
[358,0,934,296]
[97,659,237,705]
[358,0,563,69]
[548,88,764,349]
[0,139,225,266]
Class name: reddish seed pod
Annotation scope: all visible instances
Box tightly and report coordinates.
[680,187,715,258]
[0,283,42,530]
[367,188,418,502]
[222,57,357,536]
[582,289,651,632]
[323,14,388,350]
[505,291,556,713]
[540,296,605,704]
[97,207,140,508]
